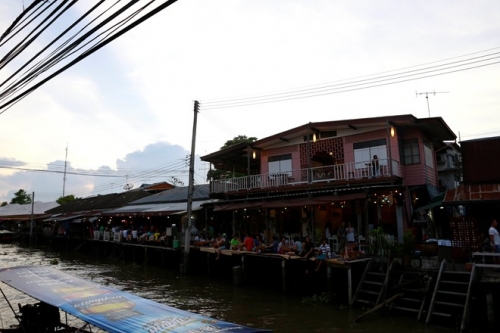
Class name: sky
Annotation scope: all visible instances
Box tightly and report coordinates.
[0,0,499,204]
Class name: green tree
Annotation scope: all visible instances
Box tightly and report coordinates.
[220,135,257,149]
[1,201,7,207]
[207,135,257,181]
[10,189,32,205]
[56,194,80,205]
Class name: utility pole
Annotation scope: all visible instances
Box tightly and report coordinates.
[182,100,199,274]
[416,90,448,117]
[62,144,68,197]
[30,192,34,245]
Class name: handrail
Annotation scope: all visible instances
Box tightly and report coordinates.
[426,259,447,327]
[210,158,401,194]
[461,263,476,332]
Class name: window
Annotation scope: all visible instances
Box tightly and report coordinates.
[402,139,420,165]
[268,154,292,176]
[353,139,387,168]
[424,141,434,168]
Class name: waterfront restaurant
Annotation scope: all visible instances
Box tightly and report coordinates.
[201,114,457,246]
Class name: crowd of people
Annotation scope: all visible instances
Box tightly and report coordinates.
[194,230,345,272]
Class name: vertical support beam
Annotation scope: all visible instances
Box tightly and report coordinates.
[347,266,352,305]
[396,205,404,244]
[327,266,333,302]
[207,252,211,276]
[281,259,288,293]
[386,119,393,177]
[241,255,246,285]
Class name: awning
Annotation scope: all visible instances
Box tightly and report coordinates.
[414,192,445,212]
[43,213,86,222]
[262,193,366,208]
[213,192,366,211]
[443,183,500,205]
[213,201,262,211]
[103,201,212,216]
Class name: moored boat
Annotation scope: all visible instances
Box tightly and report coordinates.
[0,230,14,243]
[0,265,271,333]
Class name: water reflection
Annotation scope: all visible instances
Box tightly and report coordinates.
[0,244,454,333]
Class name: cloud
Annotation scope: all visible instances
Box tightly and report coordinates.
[0,141,208,203]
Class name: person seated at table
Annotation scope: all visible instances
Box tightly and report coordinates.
[253,234,264,252]
[299,236,314,259]
[315,238,331,272]
[230,234,243,250]
[214,233,228,260]
[263,236,279,253]
[278,236,289,254]
[243,233,255,251]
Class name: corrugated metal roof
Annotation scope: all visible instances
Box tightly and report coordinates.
[130,184,210,205]
[443,183,500,204]
[0,201,59,217]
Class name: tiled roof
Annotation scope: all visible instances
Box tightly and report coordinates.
[443,183,500,204]
[0,201,59,217]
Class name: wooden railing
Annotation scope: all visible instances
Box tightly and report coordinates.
[210,159,400,194]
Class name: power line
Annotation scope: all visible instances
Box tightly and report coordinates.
[200,50,500,110]
[0,0,180,114]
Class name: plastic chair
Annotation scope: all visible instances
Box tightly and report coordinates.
[329,235,339,252]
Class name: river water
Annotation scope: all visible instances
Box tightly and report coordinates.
[0,243,455,333]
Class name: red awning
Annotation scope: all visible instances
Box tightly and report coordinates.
[443,183,500,204]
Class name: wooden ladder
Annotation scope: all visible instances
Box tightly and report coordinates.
[425,260,475,332]
[389,269,433,321]
[351,258,394,307]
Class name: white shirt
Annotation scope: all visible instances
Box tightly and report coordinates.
[489,226,500,245]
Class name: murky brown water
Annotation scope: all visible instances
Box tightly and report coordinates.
[0,243,455,332]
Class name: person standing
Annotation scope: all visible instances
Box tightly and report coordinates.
[346,222,356,243]
[337,221,347,252]
[372,155,380,177]
[488,219,500,265]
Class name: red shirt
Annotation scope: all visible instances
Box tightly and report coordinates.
[243,237,254,251]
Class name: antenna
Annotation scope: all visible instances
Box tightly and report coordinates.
[123,175,134,191]
[416,90,449,117]
[123,184,134,190]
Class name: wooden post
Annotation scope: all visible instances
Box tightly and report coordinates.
[241,255,246,284]
[282,259,288,293]
[327,266,333,301]
[207,252,211,276]
[347,267,352,304]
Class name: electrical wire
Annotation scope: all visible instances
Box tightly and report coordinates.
[0,0,180,114]
[200,53,500,110]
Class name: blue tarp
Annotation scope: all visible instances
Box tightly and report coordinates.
[0,266,270,333]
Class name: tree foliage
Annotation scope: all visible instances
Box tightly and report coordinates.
[1,202,7,207]
[220,135,257,149]
[207,135,258,181]
[56,194,80,205]
[10,189,32,205]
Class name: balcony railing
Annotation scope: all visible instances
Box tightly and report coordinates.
[210,159,401,194]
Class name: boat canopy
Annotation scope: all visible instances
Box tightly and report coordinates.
[0,266,270,333]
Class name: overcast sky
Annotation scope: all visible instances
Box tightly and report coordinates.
[0,0,499,203]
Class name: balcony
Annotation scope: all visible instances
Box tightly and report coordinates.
[210,159,401,194]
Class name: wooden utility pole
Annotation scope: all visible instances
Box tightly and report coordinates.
[182,100,199,274]
[30,192,34,245]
